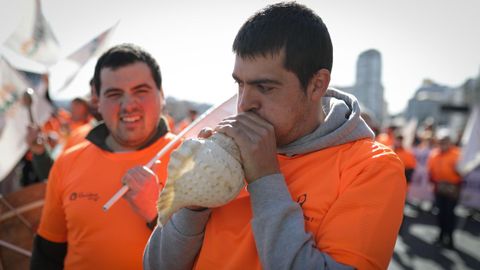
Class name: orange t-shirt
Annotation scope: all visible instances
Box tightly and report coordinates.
[194,139,406,270]
[42,113,90,147]
[69,118,91,134]
[427,147,461,184]
[376,133,394,148]
[62,122,93,152]
[395,147,416,169]
[42,116,62,135]
[41,115,63,148]
[37,133,178,270]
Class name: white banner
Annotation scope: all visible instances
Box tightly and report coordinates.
[181,94,237,139]
[50,23,118,94]
[0,57,52,181]
[458,105,480,175]
[3,0,60,66]
[460,167,480,210]
[402,117,418,149]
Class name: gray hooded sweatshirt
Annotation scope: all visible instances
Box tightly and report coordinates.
[144,88,375,270]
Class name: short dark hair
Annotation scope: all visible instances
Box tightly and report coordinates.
[71,97,89,108]
[93,43,162,95]
[233,2,333,90]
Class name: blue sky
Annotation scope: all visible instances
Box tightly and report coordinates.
[1,0,479,114]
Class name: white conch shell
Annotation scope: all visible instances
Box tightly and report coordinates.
[157,133,244,226]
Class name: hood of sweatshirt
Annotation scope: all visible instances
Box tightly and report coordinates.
[277,88,375,156]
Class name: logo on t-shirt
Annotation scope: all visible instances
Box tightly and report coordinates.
[297,193,307,207]
[297,193,315,222]
[69,192,100,202]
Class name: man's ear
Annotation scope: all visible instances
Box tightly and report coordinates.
[308,69,330,101]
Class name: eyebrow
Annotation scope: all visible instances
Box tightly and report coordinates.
[232,74,282,86]
[102,88,123,96]
[132,83,153,90]
[102,83,154,95]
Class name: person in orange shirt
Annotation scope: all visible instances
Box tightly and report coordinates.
[163,108,176,133]
[427,132,462,249]
[376,124,397,149]
[40,98,90,144]
[393,134,417,183]
[26,81,101,180]
[67,97,91,132]
[144,3,406,270]
[174,109,198,133]
[60,79,102,153]
[31,44,178,270]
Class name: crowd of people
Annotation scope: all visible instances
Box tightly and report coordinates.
[21,84,194,184]
[5,2,468,269]
[375,121,463,250]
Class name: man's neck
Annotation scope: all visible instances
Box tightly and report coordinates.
[105,132,157,153]
[105,135,137,152]
[284,104,324,146]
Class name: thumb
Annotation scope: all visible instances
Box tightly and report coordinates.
[144,160,161,177]
[151,160,162,186]
[150,160,161,171]
[198,127,213,139]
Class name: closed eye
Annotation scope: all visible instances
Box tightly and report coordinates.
[135,88,150,94]
[103,89,123,98]
[256,84,274,93]
[133,83,153,94]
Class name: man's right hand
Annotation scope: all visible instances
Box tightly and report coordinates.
[122,164,161,222]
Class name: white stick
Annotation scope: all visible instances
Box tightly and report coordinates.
[102,127,193,212]
[102,95,236,212]
[0,240,32,257]
[102,185,129,211]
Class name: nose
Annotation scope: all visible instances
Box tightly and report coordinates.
[120,93,139,112]
[238,86,260,113]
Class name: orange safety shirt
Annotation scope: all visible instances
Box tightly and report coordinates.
[376,133,394,148]
[37,133,178,270]
[62,122,93,152]
[427,147,461,184]
[395,147,417,170]
[194,139,406,270]
[69,118,91,134]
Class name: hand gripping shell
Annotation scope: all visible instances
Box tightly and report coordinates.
[156,133,244,226]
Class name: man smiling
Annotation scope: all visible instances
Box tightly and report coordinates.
[144,3,406,270]
[31,44,177,269]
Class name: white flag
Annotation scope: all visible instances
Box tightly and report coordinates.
[145,94,237,168]
[458,105,480,175]
[0,57,52,181]
[50,23,118,94]
[3,0,61,66]
[181,94,237,138]
[68,23,118,64]
[401,118,418,149]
